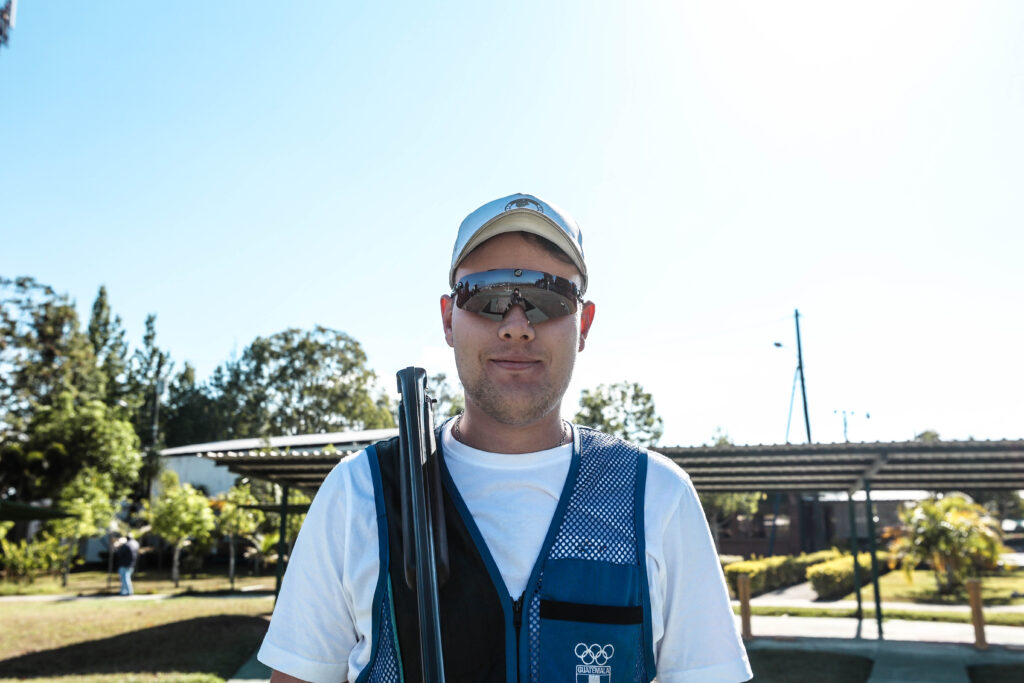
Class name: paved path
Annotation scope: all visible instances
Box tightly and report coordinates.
[739,614,1024,646]
[228,651,273,682]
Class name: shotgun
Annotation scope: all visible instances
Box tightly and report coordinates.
[396,367,449,682]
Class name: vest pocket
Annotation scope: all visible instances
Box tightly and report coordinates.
[537,599,643,683]
[541,599,643,625]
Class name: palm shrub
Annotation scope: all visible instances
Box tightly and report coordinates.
[888,495,1008,595]
[243,532,280,575]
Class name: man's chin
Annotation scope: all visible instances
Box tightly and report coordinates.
[469,391,560,427]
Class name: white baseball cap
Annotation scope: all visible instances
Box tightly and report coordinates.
[449,193,588,294]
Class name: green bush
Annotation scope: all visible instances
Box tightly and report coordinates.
[807,551,891,600]
[719,554,743,569]
[723,560,768,596]
[0,532,64,583]
[723,549,844,597]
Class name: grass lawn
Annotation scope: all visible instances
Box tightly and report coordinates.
[0,595,273,683]
[0,568,275,597]
[840,569,1024,606]
[748,649,873,682]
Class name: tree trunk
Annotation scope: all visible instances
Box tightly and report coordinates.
[106,532,115,591]
[61,538,74,588]
[172,543,182,588]
[60,540,76,589]
[229,533,236,591]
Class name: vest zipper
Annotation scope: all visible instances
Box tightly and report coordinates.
[512,591,525,679]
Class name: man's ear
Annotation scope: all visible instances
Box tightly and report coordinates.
[440,295,455,348]
[578,302,596,352]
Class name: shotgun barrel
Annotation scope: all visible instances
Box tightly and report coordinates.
[396,367,448,682]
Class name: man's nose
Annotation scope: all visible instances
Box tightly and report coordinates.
[497,305,535,342]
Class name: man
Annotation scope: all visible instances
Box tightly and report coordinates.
[114,532,139,596]
[259,194,751,682]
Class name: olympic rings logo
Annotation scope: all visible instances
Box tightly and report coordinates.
[575,643,615,665]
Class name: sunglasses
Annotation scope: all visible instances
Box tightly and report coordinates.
[452,268,584,323]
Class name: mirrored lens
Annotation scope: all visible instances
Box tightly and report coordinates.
[453,269,581,323]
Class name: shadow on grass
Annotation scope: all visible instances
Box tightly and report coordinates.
[969,663,1024,683]
[749,649,874,683]
[0,614,268,679]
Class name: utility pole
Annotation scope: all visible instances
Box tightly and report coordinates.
[794,309,811,444]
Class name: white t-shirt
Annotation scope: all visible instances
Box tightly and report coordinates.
[258,423,751,683]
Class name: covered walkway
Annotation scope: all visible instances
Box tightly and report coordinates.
[161,434,1024,633]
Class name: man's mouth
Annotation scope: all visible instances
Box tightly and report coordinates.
[489,358,541,371]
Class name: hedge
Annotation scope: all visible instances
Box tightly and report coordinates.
[719,555,744,569]
[723,549,843,597]
[806,551,891,600]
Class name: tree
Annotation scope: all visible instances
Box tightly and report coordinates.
[150,471,215,587]
[1,277,104,436]
[888,494,1008,595]
[698,429,761,549]
[127,315,172,495]
[427,372,464,420]
[164,362,226,447]
[961,490,1024,520]
[46,467,119,586]
[87,286,130,410]
[211,326,394,438]
[0,392,140,504]
[214,483,265,590]
[574,381,663,446]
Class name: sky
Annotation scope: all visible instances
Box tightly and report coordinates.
[2,1,1022,448]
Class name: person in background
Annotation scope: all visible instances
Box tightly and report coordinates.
[114,532,139,596]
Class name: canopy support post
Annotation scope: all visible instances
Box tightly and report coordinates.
[864,480,883,639]
[276,484,290,601]
[847,490,863,622]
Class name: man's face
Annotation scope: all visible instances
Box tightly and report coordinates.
[441,232,595,427]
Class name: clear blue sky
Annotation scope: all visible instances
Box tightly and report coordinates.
[3,1,1022,447]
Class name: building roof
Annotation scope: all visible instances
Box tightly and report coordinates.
[160,429,399,492]
[658,438,1024,493]
[162,432,1024,495]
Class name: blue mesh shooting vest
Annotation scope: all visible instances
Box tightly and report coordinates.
[356,426,657,683]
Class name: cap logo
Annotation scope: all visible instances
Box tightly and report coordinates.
[504,197,545,214]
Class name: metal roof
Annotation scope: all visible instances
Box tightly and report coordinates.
[160,429,399,493]
[162,433,1024,495]
[658,439,1024,493]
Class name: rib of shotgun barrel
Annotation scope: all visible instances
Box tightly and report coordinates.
[397,367,448,682]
